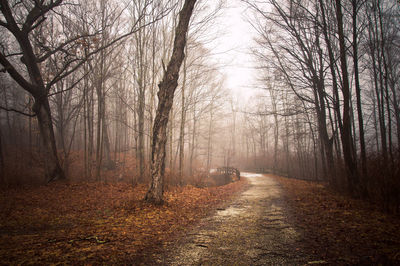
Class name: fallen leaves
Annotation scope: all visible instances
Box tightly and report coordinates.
[274,175,400,264]
[0,178,248,264]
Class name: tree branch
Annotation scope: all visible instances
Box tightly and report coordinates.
[0,51,36,94]
[46,14,167,91]
[37,32,100,63]
[22,0,63,33]
[47,70,89,97]
[0,0,21,34]
[0,106,36,117]
[0,19,7,28]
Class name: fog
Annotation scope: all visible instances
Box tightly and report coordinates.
[0,0,399,209]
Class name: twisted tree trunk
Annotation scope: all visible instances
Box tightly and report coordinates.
[145,0,197,204]
[0,0,65,182]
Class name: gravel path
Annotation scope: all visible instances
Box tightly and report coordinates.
[151,173,320,265]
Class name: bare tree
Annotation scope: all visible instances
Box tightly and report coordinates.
[145,0,197,204]
[335,0,360,193]
[0,0,66,181]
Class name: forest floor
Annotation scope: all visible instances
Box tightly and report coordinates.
[1,173,399,265]
[277,175,400,264]
[0,178,248,264]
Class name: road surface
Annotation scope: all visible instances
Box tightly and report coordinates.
[150,173,321,265]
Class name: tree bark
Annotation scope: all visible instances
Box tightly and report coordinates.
[335,0,359,194]
[145,0,197,204]
[178,51,188,180]
[352,0,367,180]
[370,3,388,163]
[0,127,4,184]
[137,19,146,182]
[206,102,214,174]
[189,102,197,177]
[377,2,394,164]
[33,97,65,182]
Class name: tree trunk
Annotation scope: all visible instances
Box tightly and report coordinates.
[206,103,213,174]
[370,4,388,163]
[189,103,196,176]
[335,0,359,194]
[315,23,336,185]
[352,0,367,179]
[95,87,103,180]
[270,87,279,173]
[168,108,174,170]
[145,0,197,204]
[0,127,4,184]
[138,50,146,183]
[319,0,343,164]
[102,113,115,170]
[0,0,65,182]
[389,76,400,152]
[377,2,394,164]
[178,51,188,180]
[33,98,65,182]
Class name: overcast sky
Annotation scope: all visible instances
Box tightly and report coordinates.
[207,0,258,101]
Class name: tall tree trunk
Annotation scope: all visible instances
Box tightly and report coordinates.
[102,112,114,170]
[83,68,88,179]
[145,0,197,204]
[335,0,359,194]
[28,97,33,166]
[88,76,95,179]
[367,16,385,156]
[389,76,400,151]
[270,87,279,173]
[370,4,388,163]
[179,49,188,180]
[206,103,213,174]
[189,103,196,176]
[315,23,336,185]
[0,127,4,184]
[307,115,319,180]
[377,2,394,163]
[138,86,145,180]
[168,108,174,170]
[372,94,380,153]
[319,0,343,164]
[284,113,290,176]
[95,91,103,180]
[137,21,146,182]
[149,13,157,164]
[352,0,367,179]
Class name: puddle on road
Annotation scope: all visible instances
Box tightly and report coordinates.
[241,172,264,178]
[217,207,243,217]
[162,172,312,265]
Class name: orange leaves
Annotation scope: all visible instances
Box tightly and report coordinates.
[0,178,248,264]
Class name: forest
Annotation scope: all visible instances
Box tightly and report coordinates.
[1,0,398,210]
[0,0,399,264]
[0,0,229,190]
[243,0,400,212]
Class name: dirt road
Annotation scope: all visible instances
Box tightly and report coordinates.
[151,173,321,265]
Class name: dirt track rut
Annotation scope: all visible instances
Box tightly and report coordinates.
[151,173,320,265]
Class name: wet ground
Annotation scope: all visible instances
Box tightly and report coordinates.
[151,173,321,265]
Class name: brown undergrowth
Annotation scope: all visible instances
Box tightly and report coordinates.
[275,175,400,265]
[0,178,248,264]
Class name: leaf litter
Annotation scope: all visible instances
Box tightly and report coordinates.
[275,176,400,264]
[0,179,248,264]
